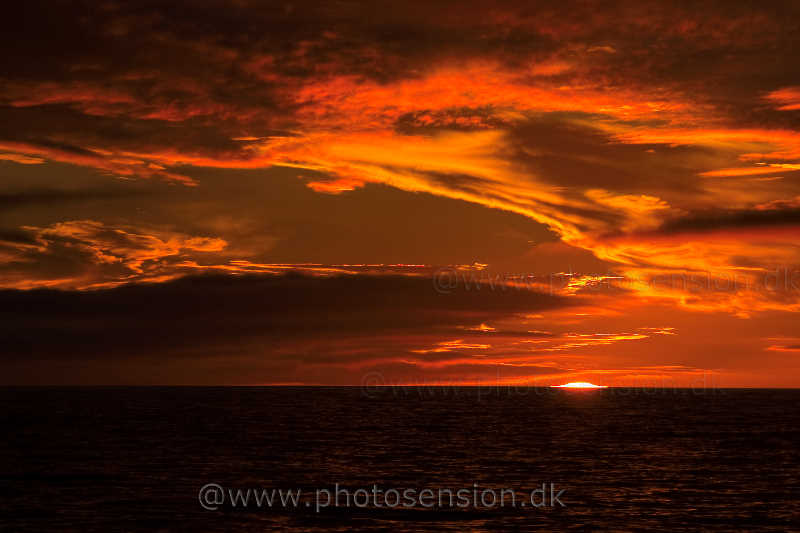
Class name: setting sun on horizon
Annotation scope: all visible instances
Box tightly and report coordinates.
[551,382,608,389]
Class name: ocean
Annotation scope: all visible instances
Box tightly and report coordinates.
[1,387,798,531]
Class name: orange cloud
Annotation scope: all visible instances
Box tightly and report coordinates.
[0,153,45,164]
[0,220,227,289]
[766,87,800,111]
[699,166,799,178]
[0,142,197,185]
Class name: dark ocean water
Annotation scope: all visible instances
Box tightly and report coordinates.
[1,387,799,531]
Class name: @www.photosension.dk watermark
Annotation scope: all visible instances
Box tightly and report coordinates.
[430,266,800,295]
[198,483,566,512]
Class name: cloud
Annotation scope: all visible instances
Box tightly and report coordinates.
[699,166,799,178]
[766,344,800,352]
[766,87,800,111]
[0,0,800,318]
[0,153,44,164]
[0,272,576,384]
[656,207,800,234]
[0,220,227,289]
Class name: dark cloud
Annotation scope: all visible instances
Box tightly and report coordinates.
[0,105,253,156]
[0,272,574,383]
[504,115,720,197]
[657,207,800,234]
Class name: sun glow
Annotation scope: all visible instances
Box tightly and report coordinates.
[551,382,608,389]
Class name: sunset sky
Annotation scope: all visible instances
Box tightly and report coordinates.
[2,0,800,385]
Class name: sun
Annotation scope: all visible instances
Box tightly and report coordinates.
[551,382,608,389]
